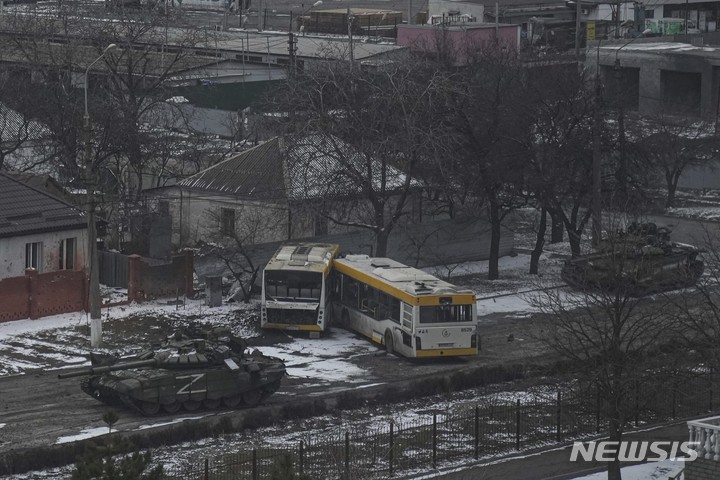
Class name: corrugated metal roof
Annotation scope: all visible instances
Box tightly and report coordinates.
[178,135,414,201]
[178,139,287,199]
[0,103,50,144]
[0,173,87,238]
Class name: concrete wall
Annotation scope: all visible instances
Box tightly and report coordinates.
[589,45,719,120]
[0,228,88,280]
[147,187,429,248]
[195,216,515,281]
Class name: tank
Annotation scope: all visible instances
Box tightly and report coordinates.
[58,324,286,416]
[561,222,704,296]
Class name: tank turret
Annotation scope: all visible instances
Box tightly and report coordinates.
[561,222,704,296]
[58,324,285,416]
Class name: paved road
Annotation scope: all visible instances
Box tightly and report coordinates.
[401,421,690,480]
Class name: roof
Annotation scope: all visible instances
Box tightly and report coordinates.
[264,243,340,273]
[0,103,50,144]
[178,134,415,201]
[178,139,286,199]
[334,255,476,302]
[0,173,87,238]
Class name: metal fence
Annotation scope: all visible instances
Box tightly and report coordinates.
[98,250,129,288]
[163,373,717,480]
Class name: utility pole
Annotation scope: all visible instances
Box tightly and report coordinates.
[575,0,582,59]
[615,0,621,37]
[347,7,354,69]
[84,114,102,346]
[592,46,603,246]
[288,31,297,75]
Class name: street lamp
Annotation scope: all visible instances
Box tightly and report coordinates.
[84,43,116,349]
[298,0,322,35]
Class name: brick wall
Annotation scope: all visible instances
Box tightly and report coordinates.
[0,269,86,323]
[685,456,720,479]
[128,250,194,302]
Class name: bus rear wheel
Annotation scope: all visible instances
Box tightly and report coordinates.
[384,330,395,356]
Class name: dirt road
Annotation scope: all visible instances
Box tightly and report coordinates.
[0,310,547,456]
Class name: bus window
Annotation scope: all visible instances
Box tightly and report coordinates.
[419,305,473,324]
[265,271,322,300]
[342,275,359,307]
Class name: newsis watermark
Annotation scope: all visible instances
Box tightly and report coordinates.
[569,441,699,463]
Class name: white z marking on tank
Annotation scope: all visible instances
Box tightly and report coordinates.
[176,373,207,394]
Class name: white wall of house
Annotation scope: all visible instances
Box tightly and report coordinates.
[0,228,88,280]
[148,187,425,248]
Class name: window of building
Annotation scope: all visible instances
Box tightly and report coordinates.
[25,242,43,271]
[221,208,236,236]
[59,237,76,270]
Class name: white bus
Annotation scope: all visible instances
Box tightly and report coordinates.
[261,243,340,336]
[331,255,478,358]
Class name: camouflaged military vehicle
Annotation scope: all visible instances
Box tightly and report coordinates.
[561,222,704,296]
[58,324,286,415]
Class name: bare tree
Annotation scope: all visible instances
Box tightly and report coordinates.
[631,114,717,208]
[443,43,531,279]
[204,203,287,302]
[530,224,683,480]
[524,63,595,266]
[265,51,444,256]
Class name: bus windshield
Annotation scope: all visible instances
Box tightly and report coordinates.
[419,304,474,324]
[265,271,323,301]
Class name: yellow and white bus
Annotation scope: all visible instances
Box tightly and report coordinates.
[331,255,478,358]
[261,243,340,336]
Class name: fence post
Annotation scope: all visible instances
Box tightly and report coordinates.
[389,422,394,476]
[515,399,521,450]
[345,431,350,476]
[474,405,479,460]
[299,440,304,475]
[432,413,437,468]
[252,449,257,480]
[556,391,562,443]
[634,379,639,427]
[127,254,142,303]
[204,458,209,480]
[672,383,677,420]
[596,390,601,433]
[709,367,714,413]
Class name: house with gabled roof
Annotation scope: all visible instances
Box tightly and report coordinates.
[143,134,423,247]
[0,172,88,280]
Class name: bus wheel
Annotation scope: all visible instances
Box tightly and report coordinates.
[384,330,395,356]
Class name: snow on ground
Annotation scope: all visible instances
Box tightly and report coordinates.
[570,459,684,480]
[257,329,380,384]
[666,206,720,221]
[55,427,109,445]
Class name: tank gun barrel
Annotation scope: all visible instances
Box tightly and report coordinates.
[57,358,158,379]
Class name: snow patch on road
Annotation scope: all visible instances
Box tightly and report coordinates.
[570,459,684,479]
[55,426,108,444]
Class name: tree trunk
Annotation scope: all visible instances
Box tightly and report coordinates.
[665,171,678,209]
[530,207,547,275]
[375,229,390,258]
[488,201,501,280]
[567,227,582,257]
[607,419,623,480]
[549,209,564,243]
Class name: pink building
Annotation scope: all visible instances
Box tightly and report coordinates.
[396,23,521,65]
